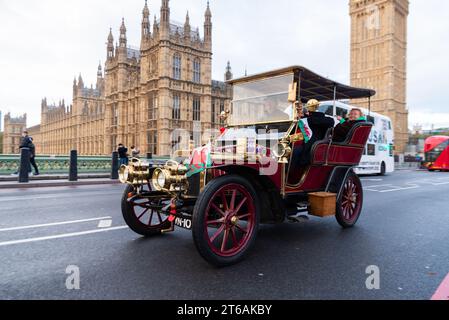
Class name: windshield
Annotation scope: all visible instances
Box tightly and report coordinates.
[229,73,294,126]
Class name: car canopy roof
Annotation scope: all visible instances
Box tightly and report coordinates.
[227,66,376,101]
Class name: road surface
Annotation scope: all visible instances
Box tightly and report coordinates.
[1,170,449,300]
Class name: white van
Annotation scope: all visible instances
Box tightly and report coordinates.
[318,101,395,175]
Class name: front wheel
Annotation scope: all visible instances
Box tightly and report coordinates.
[192,175,260,267]
[336,171,363,228]
[121,184,172,237]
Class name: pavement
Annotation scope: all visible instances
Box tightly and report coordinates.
[0,174,118,189]
[0,170,449,300]
[0,173,110,182]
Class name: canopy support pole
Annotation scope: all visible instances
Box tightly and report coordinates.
[368,96,371,117]
[332,85,337,116]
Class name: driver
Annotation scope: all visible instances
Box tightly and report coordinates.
[295,99,335,166]
[258,96,290,122]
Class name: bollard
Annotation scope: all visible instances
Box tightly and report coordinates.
[111,151,119,180]
[18,148,31,183]
[147,152,153,159]
[69,150,78,182]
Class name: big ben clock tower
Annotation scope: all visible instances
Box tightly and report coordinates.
[350,0,409,154]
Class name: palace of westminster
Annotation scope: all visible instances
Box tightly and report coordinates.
[2,0,410,155]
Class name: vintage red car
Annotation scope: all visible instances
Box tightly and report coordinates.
[119,66,375,267]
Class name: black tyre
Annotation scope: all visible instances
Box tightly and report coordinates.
[336,171,363,228]
[192,175,260,267]
[379,162,386,176]
[121,184,171,237]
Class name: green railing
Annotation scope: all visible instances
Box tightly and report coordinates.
[0,155,112,175]
[0,154,170,175]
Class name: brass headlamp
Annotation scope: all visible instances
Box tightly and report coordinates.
[119,159,150,185]
[151,160,189,192]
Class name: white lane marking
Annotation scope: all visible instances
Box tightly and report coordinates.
[365,183,420,193]
[0,216,112,232]
[434,181,449,186]
[0,191,119,203]
[362,184,392,188]
[361,178,383,182]
[98,219,113,228]
[0,226,129,247]
[378,185,419,193]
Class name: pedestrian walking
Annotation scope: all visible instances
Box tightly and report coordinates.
[28,136,39,176]
[12,130,39,176]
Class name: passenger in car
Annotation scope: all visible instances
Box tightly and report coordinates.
[333,108,366,143]
[290,99,335,168]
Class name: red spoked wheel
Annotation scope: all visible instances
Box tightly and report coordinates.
[336,171,363,228]
[192,175,260,267]
[121,184,172,236]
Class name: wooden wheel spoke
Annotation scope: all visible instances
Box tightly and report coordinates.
[211,203,226,217]
[221,228,229,252]
[235,224,248,234]
[203,182,257,258]
[210,225,225,243]
[230,190,237,211]
[207,218,224,225]
[237,213,251,220]
[137,208,149,220]
[157,211,163,223]
[148,210,154,226]
[234,197,248,213]
[221,192,229,212]
[135,203,152,209]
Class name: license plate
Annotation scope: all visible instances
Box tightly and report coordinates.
[174,216,192,230]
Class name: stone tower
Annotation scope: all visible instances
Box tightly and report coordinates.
[104,0,229,156]
[350,0,409,154]
[2,113,27,154]
[29,1,231,157]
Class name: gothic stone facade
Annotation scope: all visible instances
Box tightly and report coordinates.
[37,70,106,156]
[2,113,27,154]
[4,0,232,156]
[350,0,409,154]
[104,0,231,156]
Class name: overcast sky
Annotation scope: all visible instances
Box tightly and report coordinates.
[1,0,448,129]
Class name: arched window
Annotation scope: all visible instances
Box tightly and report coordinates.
[193,97,201,121]
[193,58,201,83]
[173,54,182,80]
[172,94,181,120]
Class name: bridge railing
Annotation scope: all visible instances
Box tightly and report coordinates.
[0,153,170,175]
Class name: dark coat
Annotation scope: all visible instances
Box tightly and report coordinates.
[306,112,335,145]
[298,112,335,166]
[118,146,128,158]
[19,136,33,150]
[333,120,364,143]
[19,135,36,156]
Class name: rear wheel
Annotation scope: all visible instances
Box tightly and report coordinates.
[336,172,363,228]
[121,184,171,236]
[192,175,260,267]
[379,162,386,176]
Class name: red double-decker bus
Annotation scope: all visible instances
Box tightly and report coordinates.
[424,136,449,171]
